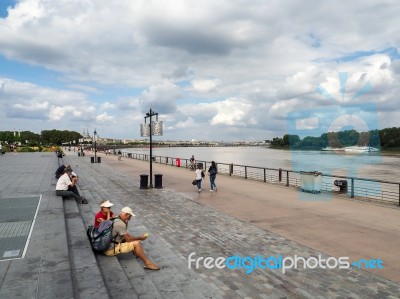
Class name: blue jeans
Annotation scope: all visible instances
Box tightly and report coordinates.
[210,174,217,190]
[196,179,202,189]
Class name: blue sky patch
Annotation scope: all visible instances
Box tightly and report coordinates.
[0,0,16,18]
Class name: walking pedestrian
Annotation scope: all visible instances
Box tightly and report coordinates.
[208,161,218,191]
[195,164,204,193]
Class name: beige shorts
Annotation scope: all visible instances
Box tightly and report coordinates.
[104,241,139,256]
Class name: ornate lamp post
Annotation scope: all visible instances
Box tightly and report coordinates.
[141,109,163,188]
[94,129,97,163]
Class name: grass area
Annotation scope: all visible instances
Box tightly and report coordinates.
[1,146,62,153]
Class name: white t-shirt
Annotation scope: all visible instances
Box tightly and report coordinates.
[56,173,72,190]
[195,169,203,180]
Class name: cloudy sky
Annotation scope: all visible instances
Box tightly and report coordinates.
[0,0,399,141]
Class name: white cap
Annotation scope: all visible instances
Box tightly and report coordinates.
[71,171,77,177]
[121,207,136,217]
[100,200,114,208]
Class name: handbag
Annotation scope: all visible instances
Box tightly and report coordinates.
[192,179,197,185]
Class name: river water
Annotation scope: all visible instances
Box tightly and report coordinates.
[122,147,400,183]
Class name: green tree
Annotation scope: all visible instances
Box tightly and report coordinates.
[270,137,284,147]
[283,134,300,147]
[380,127,400,147]
[338,129,359,147]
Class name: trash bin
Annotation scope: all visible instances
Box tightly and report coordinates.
[140,174,148,189]
[90,157,95,163]
[154,174,163,189]
[334,180,348,192]
[176,158,181,167]
[300,171,322,193]
[97,157,101,163]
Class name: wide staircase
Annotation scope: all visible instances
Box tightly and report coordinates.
[60,155,222,299]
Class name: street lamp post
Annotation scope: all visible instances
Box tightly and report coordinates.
[141,109,163,188]
[145,110,157,188]
[94,129,97,163]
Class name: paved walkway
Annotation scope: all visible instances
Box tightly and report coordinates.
[89,149,400,283]
[0,151,399,298]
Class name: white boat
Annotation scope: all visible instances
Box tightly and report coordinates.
[321,146,345,151]
[344,146,380,152]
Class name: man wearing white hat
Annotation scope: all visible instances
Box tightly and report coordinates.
[104,207,160,270]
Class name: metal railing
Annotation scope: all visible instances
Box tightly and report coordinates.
[120,152,400,206]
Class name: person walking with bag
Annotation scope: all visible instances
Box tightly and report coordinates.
[208,161,218,192]
[195,164,204,193]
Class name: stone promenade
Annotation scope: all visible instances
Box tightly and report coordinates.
[0,151,399,298]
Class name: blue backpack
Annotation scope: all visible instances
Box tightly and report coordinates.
[87,218,119,252]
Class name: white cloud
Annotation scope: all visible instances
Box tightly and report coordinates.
[209,99,252,126]
[13,101,49,111]
[96,112,115,122]
[48,106,74,121]
[0,1,399,140]
[100,101,116,110]
[191,79,220,93]
[296,117,319,130]
[139,81,181,114]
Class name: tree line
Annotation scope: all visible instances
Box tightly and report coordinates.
[270,127,400,150]
[0,130,82,146]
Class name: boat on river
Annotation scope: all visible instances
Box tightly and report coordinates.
[321,146,344,151]
[321,146,380,152]
[344,146,380,152]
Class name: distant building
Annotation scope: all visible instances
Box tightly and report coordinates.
[81,129,92,143]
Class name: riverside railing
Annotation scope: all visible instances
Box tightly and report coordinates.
[120,152,400,206]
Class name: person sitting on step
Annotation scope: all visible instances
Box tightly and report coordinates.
[55,167,88,204]
[103,207,160,271]
[94,200,114,228]
[55,163,70,179]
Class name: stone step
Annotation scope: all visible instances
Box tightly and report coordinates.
[77,193,140,298]
[67,156,215,298]
[64,199,108,298]
[8,156,75,298]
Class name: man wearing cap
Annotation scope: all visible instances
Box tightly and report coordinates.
[104,207,160,271]
[94,200,114,228]
[55,167,88,204]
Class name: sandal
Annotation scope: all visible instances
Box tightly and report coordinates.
[144,263,160,271]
